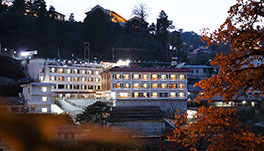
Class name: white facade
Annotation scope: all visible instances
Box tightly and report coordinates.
[22,83,55,113]
[27,59,102,98]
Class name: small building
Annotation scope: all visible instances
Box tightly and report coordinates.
[101,67,190,112]
[22,82,55,113]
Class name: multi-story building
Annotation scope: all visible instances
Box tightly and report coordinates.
[26,59,102,98]
[101,67,190,111]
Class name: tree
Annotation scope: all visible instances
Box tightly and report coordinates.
[167,106,264,151]
[9,0,26,15]
[48,5,55,19]
[195,0,264,103]
[68,13,75,22]
[131,3,148,21]
[32,0,48,18]
[0,0,7,14]
[155,10,173,43]
[75,101,110,126]
[168,31,184,50]
[148,22,155,35]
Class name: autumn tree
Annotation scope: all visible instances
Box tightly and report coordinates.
[167,107,264,151]
[195,0,264,102]
[131,3,149,21]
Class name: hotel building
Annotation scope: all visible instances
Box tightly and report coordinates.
[26,59,102,98]
[101,67,190,110]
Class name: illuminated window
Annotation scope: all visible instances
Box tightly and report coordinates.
[95,78,100,82]
[81,77,86,82]
[88,85,93,90]
[50,76,55,81]
[142,93,149,98]
[152,83,158,89]
[178,84,186,89]
[169,84,176,89]
[114,74,121,79]
[74,85,79,89]
[66,77,71,81]
[58,76,64,81]
[161,74,167,80]
[170,74,176,80]
[133,92,139,98]
[42,108,48,113]
[42,97,48,102]
[133,83,139,88]
[179,92,185,97]
[87,70,92,75]
[118,92,130,98]
[80,70,85,74]
[51,68,56,73]
[113,83,120,88]
[133,74,140,80]
[142,83,149,89]
[151,92,158,98]
[73,69,78,74]
[123,74,130,80]
[88,78,93,82]
[142,74,148,80]
[179,74,185,80]
[161,84,167,89]
[40,76,44,81]
[42,87,48,92]
[58,68,64,73]
[123,83,130,88]
[95,71,99,75]
[74,77,79,82]
[170,92,176,98]
[152,74,158,80]
[66,85,72,89]
[81,85,86,90]
[66,69,71,74]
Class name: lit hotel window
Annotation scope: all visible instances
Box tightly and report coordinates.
[95,78,100,82]
[151,92,158,98]
[118,92,130,98]
[74,85,79,89]
[40,76,44,81]
[142,74,148,80]
[81,85,86,90]
[59,76,64,81]
[161,84,167,89]
[73,69,78,74]
[123,74,130,80]
[142,83,149,89]
[58,68,64,73]
[152,83,158,89]
[133,92,139,98]
[152,74,158,80]
[81,70,86,74]
[143,93,149,98]
[161,74,167,80]
[95,71,100,75]
[42,87,48,92]
[133,74,140,80]
[123,83,130,88]
[66,77,71,81]
[66,69,71,74]
[42,97,48,102]
[114,74,121,79]
[74,77,79,82]
[51,68,56,73]
[50,76,55,81]
[178,84,185,89]
[66,85,72,89]
[133,83,139,88]
[179,92,185,97]
[87,70,92,75]
[170,74,176,80]
[179,74,185,80]
[170,92,176,98]
[81,77,86,82]
[88,78,93,82]
[169,84,176,89]
[42,108,48,113]
[113,83,120,88]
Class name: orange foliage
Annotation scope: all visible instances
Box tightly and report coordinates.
[168,106,264,151]
[195,0,264,103]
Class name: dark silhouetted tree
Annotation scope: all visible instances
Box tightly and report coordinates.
[131,3,148,21]
[155,10,173,43]
[9,0,26,15]
[68,13,75,22]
